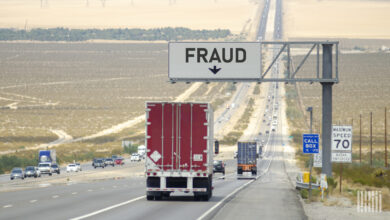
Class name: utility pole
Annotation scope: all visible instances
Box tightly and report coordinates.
[385,107,388,167]
[360,114,362,164]
[307,107,313,200]
[370,112,373,166]
[321,44,334,177]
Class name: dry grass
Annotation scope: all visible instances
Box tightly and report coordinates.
[285,51,390,209]
[290,52,390,161]
[284,0,390,39]
[0,42,235,154]
[0,0,257,34]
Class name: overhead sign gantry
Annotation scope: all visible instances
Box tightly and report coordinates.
[168,41,339,177]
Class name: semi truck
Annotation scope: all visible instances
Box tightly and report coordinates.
[39,150,56,164]
[237,142,257,179]
[145,102,214,201]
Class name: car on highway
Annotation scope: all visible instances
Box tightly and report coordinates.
[75,163,82,171]
[66,164,78,172]
[10,167,24,180]
[115,158,124,165]
[24,166,40,178]
[130,153,141,162]
[104,158,115,167]
[92,158,99,167]
[51,163,60,174]
[94,159,105,168]
[38,162,53,176]
[213,160,225,175]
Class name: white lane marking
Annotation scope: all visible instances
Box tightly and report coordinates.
[70,196,145,220]
[3,204,13,208]
[30,200,37,203]
[198,128,277,220]
[113,185,117,188]
[197,180,254,220]
[72,192,78,195]
[87,189,93,192]
[52,195,59,199]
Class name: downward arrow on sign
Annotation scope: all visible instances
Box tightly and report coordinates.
[209,66,221,74]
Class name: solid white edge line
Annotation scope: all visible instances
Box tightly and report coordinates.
[196,179,254,220]
[70,196,145,220]
[198,121,277,220]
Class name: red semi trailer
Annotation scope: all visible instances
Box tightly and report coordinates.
[145,102,214,201]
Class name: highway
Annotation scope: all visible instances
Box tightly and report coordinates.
[0,1,308,219]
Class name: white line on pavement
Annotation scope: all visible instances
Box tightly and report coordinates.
[30,200,37,203]
[72,192,78,195]
[3,204,13,208]
[196,180,254,220]
[70,196,145,220]
[52,195,59,199]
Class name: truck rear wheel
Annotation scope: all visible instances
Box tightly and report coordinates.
[237,167,243,175]
[146,195,154,201]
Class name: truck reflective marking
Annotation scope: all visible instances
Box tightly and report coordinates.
[150,151,161,162]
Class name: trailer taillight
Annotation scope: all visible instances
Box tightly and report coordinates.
[147,173,150,176]
[197,173,200,176]
[203,173,207,177]
[153,172,157,176]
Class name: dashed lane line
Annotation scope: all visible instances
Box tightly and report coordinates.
[70,196,145,220]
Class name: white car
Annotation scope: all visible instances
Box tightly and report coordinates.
[66,164,78,172]
[75,163,82,171]
[130,154,141,162]
[38,162,53,176]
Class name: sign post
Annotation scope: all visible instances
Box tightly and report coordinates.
[331,125,352,194]
[303,134,319,200]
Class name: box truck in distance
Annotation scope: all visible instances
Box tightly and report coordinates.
[237,142,257,179]
[39,150,56,164]
[145,102,214,201]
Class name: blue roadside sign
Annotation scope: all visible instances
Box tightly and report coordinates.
[302,134,319,154]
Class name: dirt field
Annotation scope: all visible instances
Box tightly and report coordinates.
[287,52,390,162]
[0,0,259,34]
[284,0,390,39]
[0,42,233,152]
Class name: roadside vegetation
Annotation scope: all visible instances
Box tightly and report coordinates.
[0,27,231,41]
[220,98,255,145]
[285,52,390,209]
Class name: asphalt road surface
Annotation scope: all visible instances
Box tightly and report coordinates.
[0,1,308,219]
